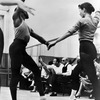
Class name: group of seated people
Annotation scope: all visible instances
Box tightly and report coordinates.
[39,57,79,96]
[19,56,100,99]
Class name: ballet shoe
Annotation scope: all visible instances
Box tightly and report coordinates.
[69,95,76,100]
[75,94,80,98]
[89,94,94,99]
[69,97,76,100]
[30,88,36,92]
[75,95,80,98]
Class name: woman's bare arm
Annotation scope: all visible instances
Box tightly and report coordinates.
[0,0,35,16]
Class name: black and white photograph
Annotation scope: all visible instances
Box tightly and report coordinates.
[0,0,100,100]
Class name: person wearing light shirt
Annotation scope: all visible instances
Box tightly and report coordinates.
[53,63,64,74]
[45,58,62,74]
[50,57,78,96]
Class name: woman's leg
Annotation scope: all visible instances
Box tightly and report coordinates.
[10,65,21,100]
[80,52,99,100]
[23,52,44,96]
[76,82,83,97]
[70,63,81,99]
[9,46,22,100]
[80,41,100,100]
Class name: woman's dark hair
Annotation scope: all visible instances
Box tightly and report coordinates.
[55,58,60,63]
[78,2,95,14]
[14,7,29,19]
[48,61,53,65]
[20,9,29,19]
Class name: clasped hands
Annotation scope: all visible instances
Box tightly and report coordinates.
[47,42,56,50]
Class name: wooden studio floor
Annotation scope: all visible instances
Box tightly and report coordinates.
[0,87,94,100]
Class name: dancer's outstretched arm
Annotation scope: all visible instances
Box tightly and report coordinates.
[0,0,23,6]
[30,28,49,47]
[0,0,35,16]
[48,31,74,50]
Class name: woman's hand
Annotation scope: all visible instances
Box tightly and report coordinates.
[45,41,50,48]
[17,1,35,16]
[0,0,35,16]
[48,42,56,50]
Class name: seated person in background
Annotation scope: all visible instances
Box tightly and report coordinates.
[75,72,93,98]
[29,72,37,92]
[50,57,78,96]
[21,65,32,79]
[20,65,32,90]
[39,62,50,93]
[94,59,100,79]
[49,57,69,96]
[61,57,69,73]
[39,57,63,94]
[62,57,77,76]
[75,58,100,99]
[30,62,49,93]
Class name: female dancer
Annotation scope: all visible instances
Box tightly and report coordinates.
[0,0,49,100]
[48,2,100,100]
